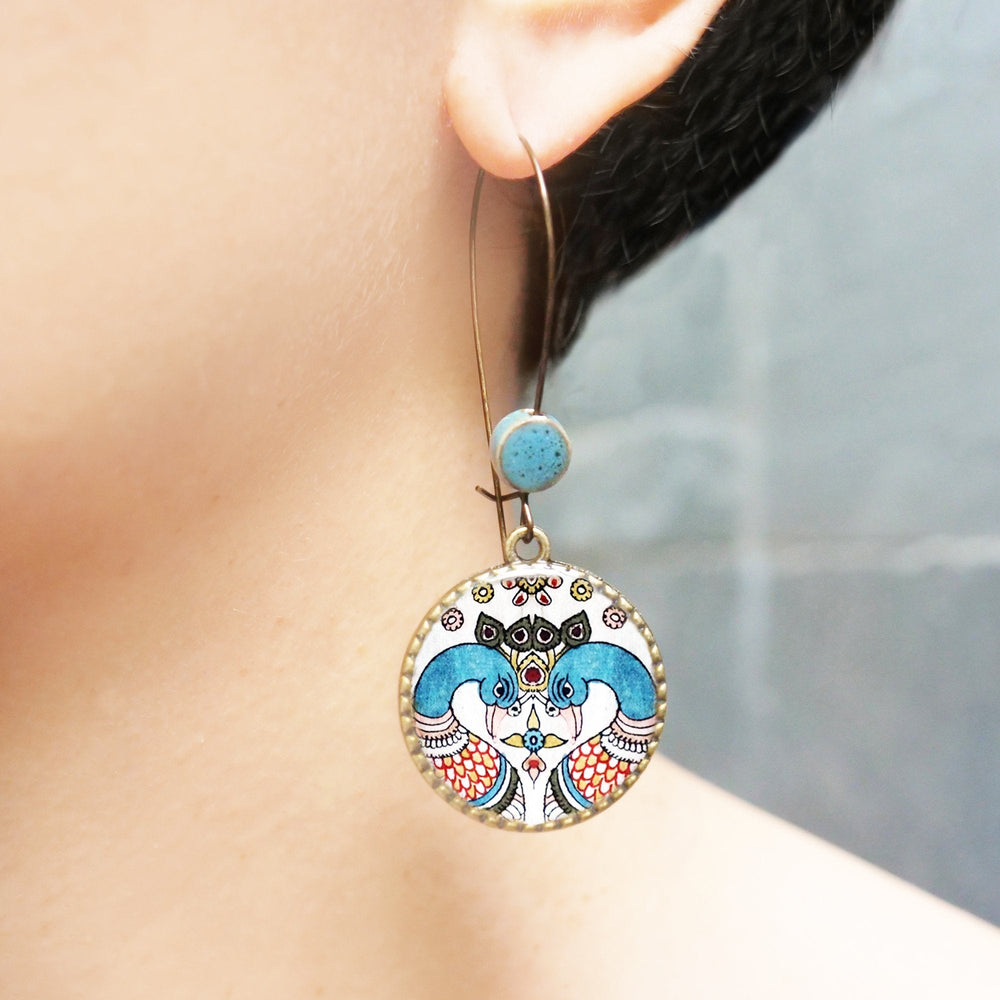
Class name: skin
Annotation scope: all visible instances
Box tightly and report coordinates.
[1,3,998,997]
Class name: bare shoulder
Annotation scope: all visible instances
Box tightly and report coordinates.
[533,757,1000,997]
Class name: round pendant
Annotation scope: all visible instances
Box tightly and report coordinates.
[399,548,666,831]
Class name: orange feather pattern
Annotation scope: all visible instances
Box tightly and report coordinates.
[432,736,502,801]
[567,736,637,802]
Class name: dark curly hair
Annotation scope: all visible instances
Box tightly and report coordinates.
[524,0,898,363]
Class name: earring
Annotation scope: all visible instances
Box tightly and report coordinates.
[398,138,667,831]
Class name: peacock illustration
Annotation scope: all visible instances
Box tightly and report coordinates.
[544,612,658,817]
[412,612,522,814]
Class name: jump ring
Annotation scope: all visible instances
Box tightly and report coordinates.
[503,525,551,564]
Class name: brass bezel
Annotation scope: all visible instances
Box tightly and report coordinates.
[399,557,667,832]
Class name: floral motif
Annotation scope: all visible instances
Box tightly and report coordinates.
[569,578,593,602]
[471,583,494,604]
[501,575,562,607]
[602,605,628,630]
[441,607,464,631]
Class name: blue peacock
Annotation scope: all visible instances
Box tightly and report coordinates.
[544,610,657,817]
[412,612,521,813]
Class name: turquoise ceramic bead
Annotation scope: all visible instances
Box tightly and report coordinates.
[489,409,571,493]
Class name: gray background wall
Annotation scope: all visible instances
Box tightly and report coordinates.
[537,0,1000,923]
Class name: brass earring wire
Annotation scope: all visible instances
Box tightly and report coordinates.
[398,139,667,831]
[470,136,559,560]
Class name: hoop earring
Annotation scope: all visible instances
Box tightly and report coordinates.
[398,138,667,831]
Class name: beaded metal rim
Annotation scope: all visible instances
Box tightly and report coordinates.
[399,558,667,832]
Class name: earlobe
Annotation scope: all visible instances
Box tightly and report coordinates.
[444,0,728,179]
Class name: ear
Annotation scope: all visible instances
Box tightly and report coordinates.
[445,0,728,178]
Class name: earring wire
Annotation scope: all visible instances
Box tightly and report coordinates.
[470,135,557,556]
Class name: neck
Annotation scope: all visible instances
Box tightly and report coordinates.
[1,143,525,701]
[0,150,527,991]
